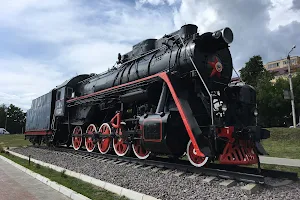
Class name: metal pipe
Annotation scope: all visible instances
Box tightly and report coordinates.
[287,45,296,128]
[4,109,8,130]
[156,82,168,114]
[177,35,214,125]
[233,66,243,82]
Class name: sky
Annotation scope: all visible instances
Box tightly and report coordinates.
[0,0,300,111]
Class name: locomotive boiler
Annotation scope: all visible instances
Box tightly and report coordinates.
[25,24,270,167]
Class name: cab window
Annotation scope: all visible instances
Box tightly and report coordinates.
[66,87,73,99]
[56,91,61,100]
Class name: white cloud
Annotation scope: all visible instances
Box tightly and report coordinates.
[0,0,91,43]
[0,0,299,111]
[138,0,177,6]
[268,0,300,30]
[57,42,132,74]
[0,56,65,110]
[173,0,224,33]
[0,0,175,110]
[172,0,300,68]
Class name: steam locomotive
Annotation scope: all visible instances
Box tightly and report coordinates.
[25,24,270,167]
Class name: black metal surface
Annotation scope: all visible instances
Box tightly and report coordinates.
[68,24,233,107]
[25,91,54,131]
[67,76,160,107]
[32,146,298,184]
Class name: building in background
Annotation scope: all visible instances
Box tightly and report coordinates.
[264,56,300,83]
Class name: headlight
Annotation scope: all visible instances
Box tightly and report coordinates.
[221,104,227,112]
[254,109,258,116]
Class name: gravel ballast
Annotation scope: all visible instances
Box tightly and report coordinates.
[12,147,300,200]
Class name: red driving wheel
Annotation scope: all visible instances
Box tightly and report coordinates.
[85,124,96,152]
[113,128,130,156]
[132,139,151,159]
[72,126,82,150]
[186,140,209,167]
[97,123,111,154]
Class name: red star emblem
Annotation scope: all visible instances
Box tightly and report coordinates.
[208,57,223,78]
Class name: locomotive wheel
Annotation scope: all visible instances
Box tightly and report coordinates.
[72,126,83,150]
[97,123,111,154]
[113,128,130,157]
[85,124,96,152]
[186,140,209,167]
[132,140,151,159]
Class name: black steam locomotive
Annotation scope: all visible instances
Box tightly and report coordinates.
[25,24,270,167]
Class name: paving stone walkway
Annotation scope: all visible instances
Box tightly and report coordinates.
[0,158,70,200]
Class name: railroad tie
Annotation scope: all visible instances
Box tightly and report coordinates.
[151,167,161,172]
[142,166,153,170]
[241,183,259,194]
[187,174,199,179]
[203,176,217,183]
[173,171,185,177]
[219,180,237,188]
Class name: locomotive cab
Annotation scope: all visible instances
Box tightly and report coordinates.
[54,86,74,116]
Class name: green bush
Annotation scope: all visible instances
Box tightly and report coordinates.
[0,145,4,153]
[60,169,67,178]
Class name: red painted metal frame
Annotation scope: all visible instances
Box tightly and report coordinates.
[158,73,205,157]
[24,130,51,135]
[218,126,258,165]
[110,112,121,129]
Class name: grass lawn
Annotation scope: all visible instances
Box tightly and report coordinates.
[0,134,30,147]
[0,150,127,200]
[262,128,300,159]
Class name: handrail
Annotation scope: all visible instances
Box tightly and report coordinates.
[176,35,214,125]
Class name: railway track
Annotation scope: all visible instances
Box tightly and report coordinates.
[31,145,298,185]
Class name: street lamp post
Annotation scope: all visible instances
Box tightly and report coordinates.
[4,108,8,130]
[287,45,297,128]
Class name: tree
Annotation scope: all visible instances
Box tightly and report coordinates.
[0,104,7,128]
[240,55,273,88]
[256,76,291,127]
[239,55,293,127]
[292,72,300,112]
[0,104,26,134]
